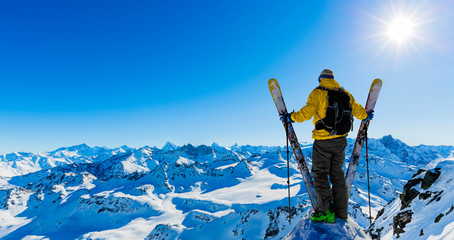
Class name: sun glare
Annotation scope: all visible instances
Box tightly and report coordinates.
[361,0,438,62]
[387,17,415,43]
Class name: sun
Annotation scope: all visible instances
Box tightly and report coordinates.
[386,17,415,43]
[360,0,437,61]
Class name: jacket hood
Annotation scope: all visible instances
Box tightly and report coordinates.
[319,78,341,89]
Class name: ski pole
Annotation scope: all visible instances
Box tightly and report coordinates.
[366,130,372,225]
[285,121,292,224]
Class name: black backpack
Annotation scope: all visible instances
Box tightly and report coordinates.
[315,86,353,136]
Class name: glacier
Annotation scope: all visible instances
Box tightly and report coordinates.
[0,135,453,239]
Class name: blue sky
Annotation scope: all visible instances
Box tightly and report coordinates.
[1,0,453,154]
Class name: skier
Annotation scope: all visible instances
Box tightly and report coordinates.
[280,69,373,223]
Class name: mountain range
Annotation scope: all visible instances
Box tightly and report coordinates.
[0,135,453,239]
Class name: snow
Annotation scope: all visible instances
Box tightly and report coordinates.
[195,168,300,205]
[284,211,370,240]
[369,158,454,239]
[22,236,49,240]
[176,156,194,165]
[216,162,239,170]
[0,137,452,239]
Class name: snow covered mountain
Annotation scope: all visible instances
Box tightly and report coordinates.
[0,144,132,177]
[0,135,453,239]
[368,153,454,239]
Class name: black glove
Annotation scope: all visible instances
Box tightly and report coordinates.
[279,111,294,124]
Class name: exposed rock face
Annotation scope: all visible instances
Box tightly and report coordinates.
[145,224,179,240]
[399,175,422,210]
[399,168,442,210]
[393,210,413,237]
[400,188,420,210]
[421,168,441,190]
[369,158,454,240]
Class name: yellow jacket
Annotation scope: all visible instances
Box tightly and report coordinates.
[291,78,367,140]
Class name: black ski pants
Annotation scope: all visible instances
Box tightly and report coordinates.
[312,137,348,219]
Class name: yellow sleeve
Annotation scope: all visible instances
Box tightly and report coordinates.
[291,90,318,123]
[349,93,368,120]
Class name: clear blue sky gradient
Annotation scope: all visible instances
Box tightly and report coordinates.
[1,0,453,154]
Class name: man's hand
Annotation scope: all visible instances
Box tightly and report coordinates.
[280,111,295,124]
[364,111,374,121]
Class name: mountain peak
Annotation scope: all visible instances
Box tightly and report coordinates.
[162,141,178,151]
[211,142,230,151]
[51,143,91,153]
[380,134,407,148]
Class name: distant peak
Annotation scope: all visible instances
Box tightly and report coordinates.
[162,141,178,151]
[380,135,406,147]
[51,143,91,153]
[69,143,90,149]
[211,142,230,151]
[73,143,89,147]
[211,142,225,149]
[381,135,394,140]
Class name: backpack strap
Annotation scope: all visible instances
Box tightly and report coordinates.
[316,86,330,91]
[315,86,335,135]
[316,86,346,92]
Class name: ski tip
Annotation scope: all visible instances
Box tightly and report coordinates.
[372,78,383,86]
[370,78,383,91]
[268,78,280,89]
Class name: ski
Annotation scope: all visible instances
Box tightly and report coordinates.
[268,78,318,210]
[345,78,383,197]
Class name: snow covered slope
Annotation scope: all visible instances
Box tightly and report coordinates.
[284,211,370,240]
[368,154,454,239]
[0,136,452,239]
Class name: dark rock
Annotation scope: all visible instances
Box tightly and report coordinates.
[447,205,454,215]
[419,191,432,200]
[400,188,420,210]
[393,210,413,237]
[412,169,426,178]
[402,178,422,195]
[369,227,383,239]
[376,207,385,220]
[419,229,424,236]
[400,175,424,210]
[434,213,444,223]
[421,168,441,190]
[427,191,444,205]
[145,224,176,240]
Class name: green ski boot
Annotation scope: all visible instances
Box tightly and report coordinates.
[325,209,335,223]
[310,211,327,222]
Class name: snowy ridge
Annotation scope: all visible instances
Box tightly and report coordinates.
[0,136,453,239]
[0,144,132,177]
[368,156,454,239]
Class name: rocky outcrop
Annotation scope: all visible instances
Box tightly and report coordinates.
[393,210,413,237]
[399,168,441,210]
[369,159,454,240]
